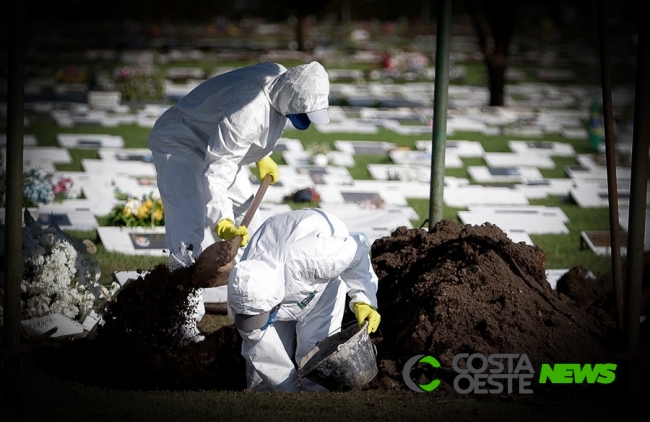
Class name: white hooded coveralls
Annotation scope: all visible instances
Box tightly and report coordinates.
[228,209,379,392]
[148,61,330,270]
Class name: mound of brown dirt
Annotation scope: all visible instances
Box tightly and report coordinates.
[31,265,246,391]
[368,221,616,398]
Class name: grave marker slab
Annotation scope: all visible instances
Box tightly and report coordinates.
[458,208,569,234]
[507,140,576,157]
[281,150,355,167]
[514,178,576,199]
[275,138,305,152]
[334,140,396,155]
[415,140,485,157]
[57,133,125,148]
[367,164,431,182]
[317,184,408,207]
[312,121,379,134]
[502,127,544,138]
[580,231,630,256]
[466,205,569,222]
[21,313,84,339]
[484,152,556,169]
[318,203,415,245]
[98,148,153,163]
[467,166,544,183]
[97,226,169,256]
[35,203,99,230]
[388,149,463,168]
[444,185,529,207]
[561,127,588,140]
[81,159,157,177]
[570,180,645,208]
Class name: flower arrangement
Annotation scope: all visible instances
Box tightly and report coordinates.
[0,157,81,208]
[22,168,81,207]
[0,211,118,324]
[106,190,165,228]
[306,142,331,167]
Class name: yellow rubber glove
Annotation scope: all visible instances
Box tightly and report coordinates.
[216,219,249,247]
[353,302,381,334]
[255,156,280,185]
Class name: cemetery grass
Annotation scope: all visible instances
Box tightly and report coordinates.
[4,363,644,422]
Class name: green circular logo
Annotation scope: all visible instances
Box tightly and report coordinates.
[402,354,441,392]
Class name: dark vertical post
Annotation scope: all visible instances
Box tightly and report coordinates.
[624,0,650,398]
[597,0,624,334]
[429,0,451,229]
[2,0,26,402]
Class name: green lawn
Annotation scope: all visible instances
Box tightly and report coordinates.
[17,113,616,280]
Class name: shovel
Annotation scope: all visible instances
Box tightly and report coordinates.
[192,174,273,288]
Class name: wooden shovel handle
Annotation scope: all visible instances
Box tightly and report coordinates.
[240,173,273,229]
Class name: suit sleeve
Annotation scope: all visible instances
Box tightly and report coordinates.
[204,118,254,228]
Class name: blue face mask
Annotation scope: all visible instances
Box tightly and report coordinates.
[260,306,279,331]
[287,113,311,130]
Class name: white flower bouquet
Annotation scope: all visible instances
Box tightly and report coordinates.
[0,210,119,326]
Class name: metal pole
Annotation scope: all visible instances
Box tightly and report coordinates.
[623,0,650,398]
[429,0,451,229]
[597,0,624,335]
[2,0,26,402]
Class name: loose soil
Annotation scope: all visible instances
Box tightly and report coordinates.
[29,221,648,402]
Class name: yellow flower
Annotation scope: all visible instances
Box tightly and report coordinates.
[157,199,164,208]
[144,199,154,209]
[153,209,163,222]
[137,205,149,219]
[122,207,132,218]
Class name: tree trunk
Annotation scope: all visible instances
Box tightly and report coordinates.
[487,56,507,106]
[296,14,305,51]
[466,0,516,106]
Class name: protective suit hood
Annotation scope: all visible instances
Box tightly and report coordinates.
[267,61,330,118]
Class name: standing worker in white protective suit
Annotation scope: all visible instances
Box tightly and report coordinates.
[148,61,331,343]
[228,209,381,392]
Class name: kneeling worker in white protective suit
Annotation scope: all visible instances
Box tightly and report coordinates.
[227,208,381,392]
[147,61,331,343]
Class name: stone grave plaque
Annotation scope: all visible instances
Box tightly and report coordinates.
[116,152,154,163]
[525,179,551,186]
[21,313,84,338]
[78,139,103,147]
[302,168,327,185]
[341,191,383,203]
[37,213,72,226]
[528,141,554,149]
[98,226,168,256]
[489,167,520,176]
[353,144,389,154]
[129,233,168,250]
